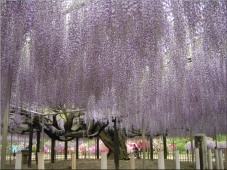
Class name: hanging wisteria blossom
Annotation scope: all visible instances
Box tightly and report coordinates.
[1,0,226,137]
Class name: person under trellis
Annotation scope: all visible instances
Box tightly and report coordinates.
[133,144,140,159]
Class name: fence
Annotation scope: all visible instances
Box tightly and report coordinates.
[5,149,224,163]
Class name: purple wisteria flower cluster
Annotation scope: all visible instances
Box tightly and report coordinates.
[1,0,226,137]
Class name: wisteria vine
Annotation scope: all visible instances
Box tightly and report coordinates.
[1,0,226,137]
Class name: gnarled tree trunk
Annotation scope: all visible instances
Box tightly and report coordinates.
[98,129,129,160]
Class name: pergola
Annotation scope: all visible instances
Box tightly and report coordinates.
[1,0,226,168]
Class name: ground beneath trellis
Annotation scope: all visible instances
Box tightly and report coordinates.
[6,159,196,169]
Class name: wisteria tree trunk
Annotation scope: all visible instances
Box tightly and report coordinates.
[98,129,129,160]
[10,107,131,160]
